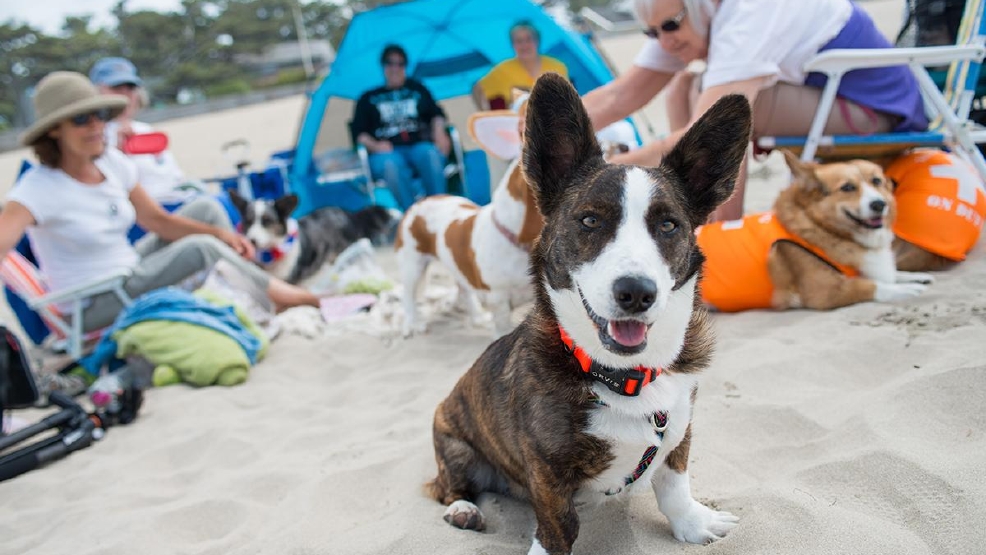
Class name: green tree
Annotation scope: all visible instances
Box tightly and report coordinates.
[0,18,121,127]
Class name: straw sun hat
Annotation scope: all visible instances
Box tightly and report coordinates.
[19,71,128,146]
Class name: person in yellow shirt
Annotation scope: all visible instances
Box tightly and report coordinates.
[472,20,569,110]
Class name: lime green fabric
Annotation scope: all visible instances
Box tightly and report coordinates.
[111,290,268,387]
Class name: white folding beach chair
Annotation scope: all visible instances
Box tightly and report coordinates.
[1,251,133,359]
[757,0,986,187]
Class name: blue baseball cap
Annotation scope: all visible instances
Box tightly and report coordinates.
[89,57,143,88]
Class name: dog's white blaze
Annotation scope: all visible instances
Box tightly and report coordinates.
[578,168,675,315]
[243,200,276,248]
[853,183,895,249]
[858,183,888,218]
[548,168,693,370]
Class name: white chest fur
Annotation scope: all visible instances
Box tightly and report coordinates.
[580,372,697,499]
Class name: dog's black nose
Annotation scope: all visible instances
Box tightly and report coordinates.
[870,199,887,213]
[613,277,657,313]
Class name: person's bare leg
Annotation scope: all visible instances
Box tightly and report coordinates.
[267,277,320,312]
[665,71,697,132]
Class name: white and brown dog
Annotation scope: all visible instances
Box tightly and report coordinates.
[695,152,934,312]
[428,74,751,554]
[394,96,634,338]
[394,100,543,337]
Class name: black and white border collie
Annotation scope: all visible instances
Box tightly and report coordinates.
[426,73,752,554]
[229,191,398,286]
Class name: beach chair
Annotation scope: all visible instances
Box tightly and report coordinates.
[756,0,986,183]
[1,245,133,360]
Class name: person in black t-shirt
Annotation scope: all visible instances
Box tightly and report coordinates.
[352,44,450,210]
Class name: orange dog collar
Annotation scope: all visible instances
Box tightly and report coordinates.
[558,326,661,397]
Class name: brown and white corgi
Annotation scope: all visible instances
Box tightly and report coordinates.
[695,152,934,312]
[427,73,751,554]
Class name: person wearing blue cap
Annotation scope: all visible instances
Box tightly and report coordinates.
[90,57,191,204]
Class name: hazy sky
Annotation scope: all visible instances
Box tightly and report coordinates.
[3,0,186,35]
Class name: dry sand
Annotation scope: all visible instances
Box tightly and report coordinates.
[3,1,986,553]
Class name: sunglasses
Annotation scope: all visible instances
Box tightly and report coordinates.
[69,108,113,126]
[643,8,686,39]
[383,59,406,68]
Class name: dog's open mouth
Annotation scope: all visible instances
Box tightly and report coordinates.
[844,209,884,230]
[578,288,650,354]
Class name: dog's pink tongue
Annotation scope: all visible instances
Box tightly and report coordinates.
[608,320,648,347]
[867,217,884,227]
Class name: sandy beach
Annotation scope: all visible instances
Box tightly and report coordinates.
[3,1,986,553]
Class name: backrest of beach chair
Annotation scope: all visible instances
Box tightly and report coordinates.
[4,162,50,345]
[939,0,986,122]
[0,250,61,343]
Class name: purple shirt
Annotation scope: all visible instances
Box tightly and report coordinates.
[805,2,929,132]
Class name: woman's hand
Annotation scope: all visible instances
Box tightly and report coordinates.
[434,133,451,157]
[370,140,394,153]
[220,230,256,260]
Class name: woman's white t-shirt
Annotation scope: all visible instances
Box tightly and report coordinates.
[633,0,853,90]
[8,148,140,298]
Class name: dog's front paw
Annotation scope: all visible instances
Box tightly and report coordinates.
[875,281,927,302]
[443,500,485,531]
[669,502,738,544]
[895,270,934,284]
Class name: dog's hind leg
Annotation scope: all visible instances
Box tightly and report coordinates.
[398,250,429,337]
[487,290,514,338]
[453,284,490,329]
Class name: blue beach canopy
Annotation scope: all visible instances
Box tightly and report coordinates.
[291,0,619,204]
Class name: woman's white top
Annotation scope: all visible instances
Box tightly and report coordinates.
[8,148,140,297]
[633,0,853,89]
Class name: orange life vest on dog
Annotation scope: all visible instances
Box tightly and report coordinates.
[885,149,986,261]
[696,213,858,312]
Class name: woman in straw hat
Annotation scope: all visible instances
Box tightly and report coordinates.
[0,71,323,333]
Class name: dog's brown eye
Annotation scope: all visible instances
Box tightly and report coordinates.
[871,177,883,186]
[581,215,601,229]
[840,183,857,193]
[658,220,677,234]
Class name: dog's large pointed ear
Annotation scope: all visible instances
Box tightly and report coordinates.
[228,189,249,216]
[274,194,299,219]
[662,94,752,225]
[782,149,824,192]
[522,73,602,217]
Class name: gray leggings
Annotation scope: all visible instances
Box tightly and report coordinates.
[81,197,270,332]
